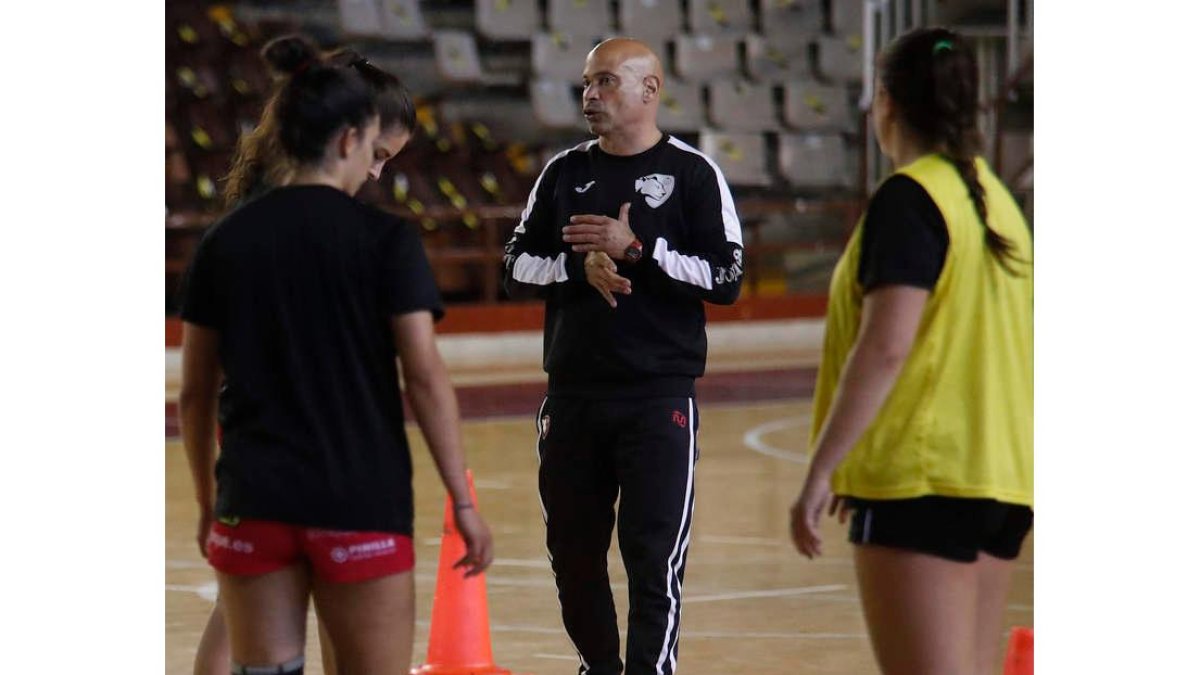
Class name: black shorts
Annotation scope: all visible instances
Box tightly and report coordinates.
[847,495,1032,563]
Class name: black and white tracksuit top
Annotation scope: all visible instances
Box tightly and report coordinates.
[503,134,745,399]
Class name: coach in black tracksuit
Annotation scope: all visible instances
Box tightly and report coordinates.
[503,39,744,675]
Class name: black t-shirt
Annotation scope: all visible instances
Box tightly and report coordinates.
[503,134,744,399]
[858,175,949,291]
[180,184,443,534]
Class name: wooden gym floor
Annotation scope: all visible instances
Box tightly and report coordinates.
[164,322,1033,674]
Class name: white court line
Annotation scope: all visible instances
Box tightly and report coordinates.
[471,479,512,490]
[533,653,584,661]
[686,584,846,604]
[688,630,865,640]
[756,593,1033,614]
[689,554,856,569]
[494,624,865,640]
[412,573,852,602]
[166,581,218,602]
[743,417,809,464]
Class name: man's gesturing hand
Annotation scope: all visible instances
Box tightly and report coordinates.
[563,202,636,260]
[584,251,632,308]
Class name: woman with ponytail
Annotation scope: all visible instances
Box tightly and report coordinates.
[789,27,1032,675]
[179,34,492,675]
[222,36,417,209]
[195,34,424,675]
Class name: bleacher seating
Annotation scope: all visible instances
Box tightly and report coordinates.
[338,0,384,36]
[530,79,585,129]
[474,0,540,41]
[547,0,613,35]
[700,131,772,187]
[783,79,853,131]
[708,80,778,131]
[779,133,852,188]
[434,30,486,83]
[379,0,430,39]
[533,32,602,80]
[167,0,880,306]
[758,0,823,37]
[815,34,863,82]
[226,48,273,101]
[618,0,683,40]
[674,33,741,81]
[658,78,705,132]
[830,0,865,39]
[688,0,754,36]
[745,33,812,82]
[440,95,543,145]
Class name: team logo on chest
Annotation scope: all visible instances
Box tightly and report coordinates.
[635,174,675,208]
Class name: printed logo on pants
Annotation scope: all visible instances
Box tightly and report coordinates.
[207,530,255,554]
[329,537,396,564]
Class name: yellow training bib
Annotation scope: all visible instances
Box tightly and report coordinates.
[811,154,1033,506]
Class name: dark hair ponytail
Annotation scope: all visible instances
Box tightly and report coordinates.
[261,33,319,76]
[880,27,1023,273]
[264,36,377,164]
[328,48,417,134]
[222,34,379,206]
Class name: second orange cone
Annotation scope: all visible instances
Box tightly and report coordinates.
[1003,626,1033,675]
[411,471,513,675]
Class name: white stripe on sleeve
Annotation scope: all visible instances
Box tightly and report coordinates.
[651,237,713,290]
[508,140,597,288]
[513,252,568,285]
[666,136,744,247]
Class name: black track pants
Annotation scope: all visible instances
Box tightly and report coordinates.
[535,396,700,675]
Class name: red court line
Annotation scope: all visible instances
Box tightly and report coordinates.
[166,294,827,347]
[165,367,816,439]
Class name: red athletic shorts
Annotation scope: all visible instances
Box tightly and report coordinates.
[206,518,415,583]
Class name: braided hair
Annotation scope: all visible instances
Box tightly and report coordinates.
[879,27,1023,274]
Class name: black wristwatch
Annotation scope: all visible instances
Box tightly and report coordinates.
[623,237,644,263]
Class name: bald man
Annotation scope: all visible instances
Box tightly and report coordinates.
[502,39,744,674]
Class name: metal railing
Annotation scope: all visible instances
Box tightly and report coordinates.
[859,0,933,193]
[858,0,1033,196]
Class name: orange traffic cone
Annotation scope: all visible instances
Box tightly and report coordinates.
[411,472,513,675]
[1003,626,1033,675]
